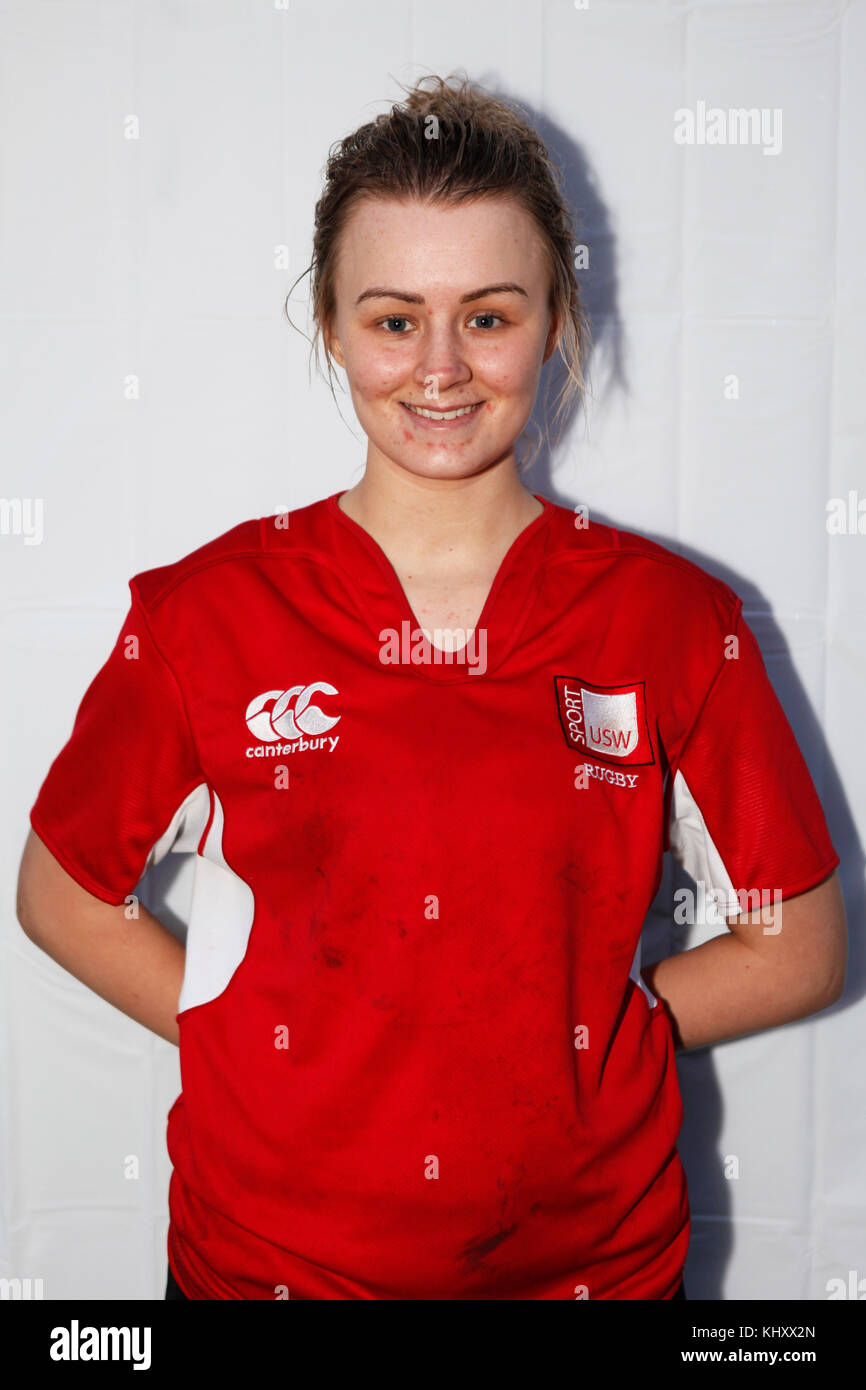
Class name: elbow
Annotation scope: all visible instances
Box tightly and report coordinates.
[16,888,38,940]
[802,956,847,1015]
[16,860,42,942]
[16,827,54,942]
[822,933,849,1006]
[819,963,847,1008]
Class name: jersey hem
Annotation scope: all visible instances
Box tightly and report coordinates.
[725,851,840,916]
[28,809,128,907]
[167,1228,203,1300]
[166,1253,192,1299]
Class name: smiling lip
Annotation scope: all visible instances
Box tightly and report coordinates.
[399,400,484,427]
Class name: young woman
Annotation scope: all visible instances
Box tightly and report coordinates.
[17,74,846,1302]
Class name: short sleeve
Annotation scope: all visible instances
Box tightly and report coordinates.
[28,584,207,907]
[667,602,839,916]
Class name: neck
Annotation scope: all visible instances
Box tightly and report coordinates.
[337,458,543,562]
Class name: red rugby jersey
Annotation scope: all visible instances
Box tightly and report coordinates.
[28,491,839,1300]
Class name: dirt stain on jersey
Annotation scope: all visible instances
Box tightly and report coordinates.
[456,1223,518,1271]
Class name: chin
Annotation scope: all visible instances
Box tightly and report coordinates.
[390,456,501,483]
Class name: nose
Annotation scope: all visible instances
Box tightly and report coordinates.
[412,325,473,399]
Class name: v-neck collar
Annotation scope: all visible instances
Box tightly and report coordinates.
[325,490,554,683]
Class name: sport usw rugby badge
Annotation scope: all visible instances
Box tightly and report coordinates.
[554,675,654,767]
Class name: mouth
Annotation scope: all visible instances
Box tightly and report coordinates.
[399,400,484,423]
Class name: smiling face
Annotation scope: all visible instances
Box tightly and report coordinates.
[325,195,561,484]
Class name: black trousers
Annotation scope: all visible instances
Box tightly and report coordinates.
[165,1263,189,1300]
[165,1263,686,1301]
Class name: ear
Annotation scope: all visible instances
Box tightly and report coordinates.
[325,317,345,370]
[542,307,561,366]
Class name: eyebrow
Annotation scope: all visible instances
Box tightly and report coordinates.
[354,282,529,307]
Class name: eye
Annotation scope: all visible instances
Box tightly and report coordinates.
[468,312,504,330]
[380,316,412,334]
[376,311,505,334]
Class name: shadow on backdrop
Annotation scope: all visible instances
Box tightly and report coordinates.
[514,87,864,1302]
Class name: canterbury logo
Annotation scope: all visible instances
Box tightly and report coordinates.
[246,683,341,745]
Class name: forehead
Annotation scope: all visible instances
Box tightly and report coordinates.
[335,195,549,296]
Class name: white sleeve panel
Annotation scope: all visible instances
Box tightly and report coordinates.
[138,783,254,1014]
[629,937,659,1008]
[668,767,741,916]
[142,782,211,873]
[179,788,255,1015]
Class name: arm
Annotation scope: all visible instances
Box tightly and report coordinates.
[641,869,847,1052]
[16,827,185,1047]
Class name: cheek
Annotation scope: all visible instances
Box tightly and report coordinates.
[350,366,392,400]
[474,342,539,396]
[345,342,407,399]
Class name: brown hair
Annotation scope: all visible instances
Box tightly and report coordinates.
[285,70,592,471]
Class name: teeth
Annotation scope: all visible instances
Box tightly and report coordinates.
[403,402,480,420]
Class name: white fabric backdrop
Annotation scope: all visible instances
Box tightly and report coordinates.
[2,0,863,1301]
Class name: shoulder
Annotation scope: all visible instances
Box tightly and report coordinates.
[129,496,333,614]
[129,516,264,613]
[544,497,743,633]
